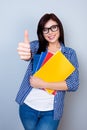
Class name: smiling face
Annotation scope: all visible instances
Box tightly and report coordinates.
[43,19,60,44]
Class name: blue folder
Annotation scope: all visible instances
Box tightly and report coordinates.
[32,51,47,74]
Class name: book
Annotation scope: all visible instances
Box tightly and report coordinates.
[34,51,75,94]
[32,54,41,74]
[35,51,47,72]
[41,52,57,95]
[41,52,53,66]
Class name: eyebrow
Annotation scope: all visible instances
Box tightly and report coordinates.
[44,24,58,28]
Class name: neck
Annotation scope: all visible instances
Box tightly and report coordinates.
[48,42,61,53]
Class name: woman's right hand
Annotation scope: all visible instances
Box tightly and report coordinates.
[17,30,31,61]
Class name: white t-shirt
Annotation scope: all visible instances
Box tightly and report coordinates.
[24,88,54,111]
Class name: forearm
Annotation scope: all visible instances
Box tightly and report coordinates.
[30,76,68,91]
[44,81,68,91]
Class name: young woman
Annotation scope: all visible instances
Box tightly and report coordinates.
[16,13,79,130]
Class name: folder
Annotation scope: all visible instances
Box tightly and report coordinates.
[41,52,57,95]
[35,51,47,72]
[41,52,53,66]
[33,51,56,94]
[32,54,41,74]
[34,51,75,94]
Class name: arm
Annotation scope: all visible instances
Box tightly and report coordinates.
[66,50,79,91]
[30,76,68,91]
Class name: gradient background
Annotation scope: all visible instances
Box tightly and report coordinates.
[0,0,87,130]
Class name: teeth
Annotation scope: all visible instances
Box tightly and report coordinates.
[48,36,55,39]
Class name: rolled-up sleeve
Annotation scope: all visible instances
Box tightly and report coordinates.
[66,50,79,91]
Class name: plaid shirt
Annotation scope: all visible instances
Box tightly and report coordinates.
[15,40,79,120]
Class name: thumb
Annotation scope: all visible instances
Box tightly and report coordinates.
[24,30,29,44]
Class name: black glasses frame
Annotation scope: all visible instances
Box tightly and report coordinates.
[43,25,59,34]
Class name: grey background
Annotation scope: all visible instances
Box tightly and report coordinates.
[0,0,87,130]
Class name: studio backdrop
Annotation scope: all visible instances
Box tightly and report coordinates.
[0,0,87,130]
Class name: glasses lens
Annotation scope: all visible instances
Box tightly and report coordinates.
[51,25,58,32]
[43,28,48,34]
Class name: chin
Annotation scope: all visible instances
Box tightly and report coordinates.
[48,40,57,43]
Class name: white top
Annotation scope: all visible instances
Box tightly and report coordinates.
[24,88,54,111]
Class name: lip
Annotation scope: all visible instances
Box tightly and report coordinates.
[48,35,56,40]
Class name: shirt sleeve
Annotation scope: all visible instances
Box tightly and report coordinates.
[66,49,79,91]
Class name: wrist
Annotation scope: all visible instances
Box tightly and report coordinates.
[43,82,49,89]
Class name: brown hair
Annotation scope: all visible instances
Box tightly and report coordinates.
[37,13,65,54]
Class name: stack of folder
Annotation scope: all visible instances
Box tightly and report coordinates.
[33,51,75,95]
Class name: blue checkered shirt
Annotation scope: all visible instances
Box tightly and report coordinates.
[15,40,79,120]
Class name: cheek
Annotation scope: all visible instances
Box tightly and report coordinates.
[57,31,60,38]
[44,36,48,41]
[55,31,60,40]
[56,30,60,36]
[43,34,47,39]
[43,35,49,42]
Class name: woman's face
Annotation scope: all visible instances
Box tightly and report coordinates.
[43,19,60,44]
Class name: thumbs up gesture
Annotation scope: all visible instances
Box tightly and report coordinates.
[17,30,31,60]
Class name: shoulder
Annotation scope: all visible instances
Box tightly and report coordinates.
[30,40,39,48]
[30,40,39,52]
[62,45,77,59]
[63,45,76,55]
[30,40,39,44]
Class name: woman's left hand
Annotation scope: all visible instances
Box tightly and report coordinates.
[30,76,46,88]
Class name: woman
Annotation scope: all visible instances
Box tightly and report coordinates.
[16,13,79,130]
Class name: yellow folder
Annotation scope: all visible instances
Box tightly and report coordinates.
[34,51,75,94]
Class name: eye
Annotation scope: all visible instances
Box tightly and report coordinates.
[51,25,58,30]
[43,28,48,34]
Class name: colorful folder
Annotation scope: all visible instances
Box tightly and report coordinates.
[35,51,47,72]
[34,51,75,94]
[41,52,57,95]
[33,51,56,94]
[32,54,41,74]
[41,52,53,66]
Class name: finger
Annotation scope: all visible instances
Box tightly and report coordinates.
[20,55,31,60]
[17,47,30,52]
[24,30,29,43]
[18,51,31,56]
[18,42,30,48]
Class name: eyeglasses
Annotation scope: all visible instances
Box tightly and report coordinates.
[43,25,59,34]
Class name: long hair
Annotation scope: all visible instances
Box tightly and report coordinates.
[37,13,65,54]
